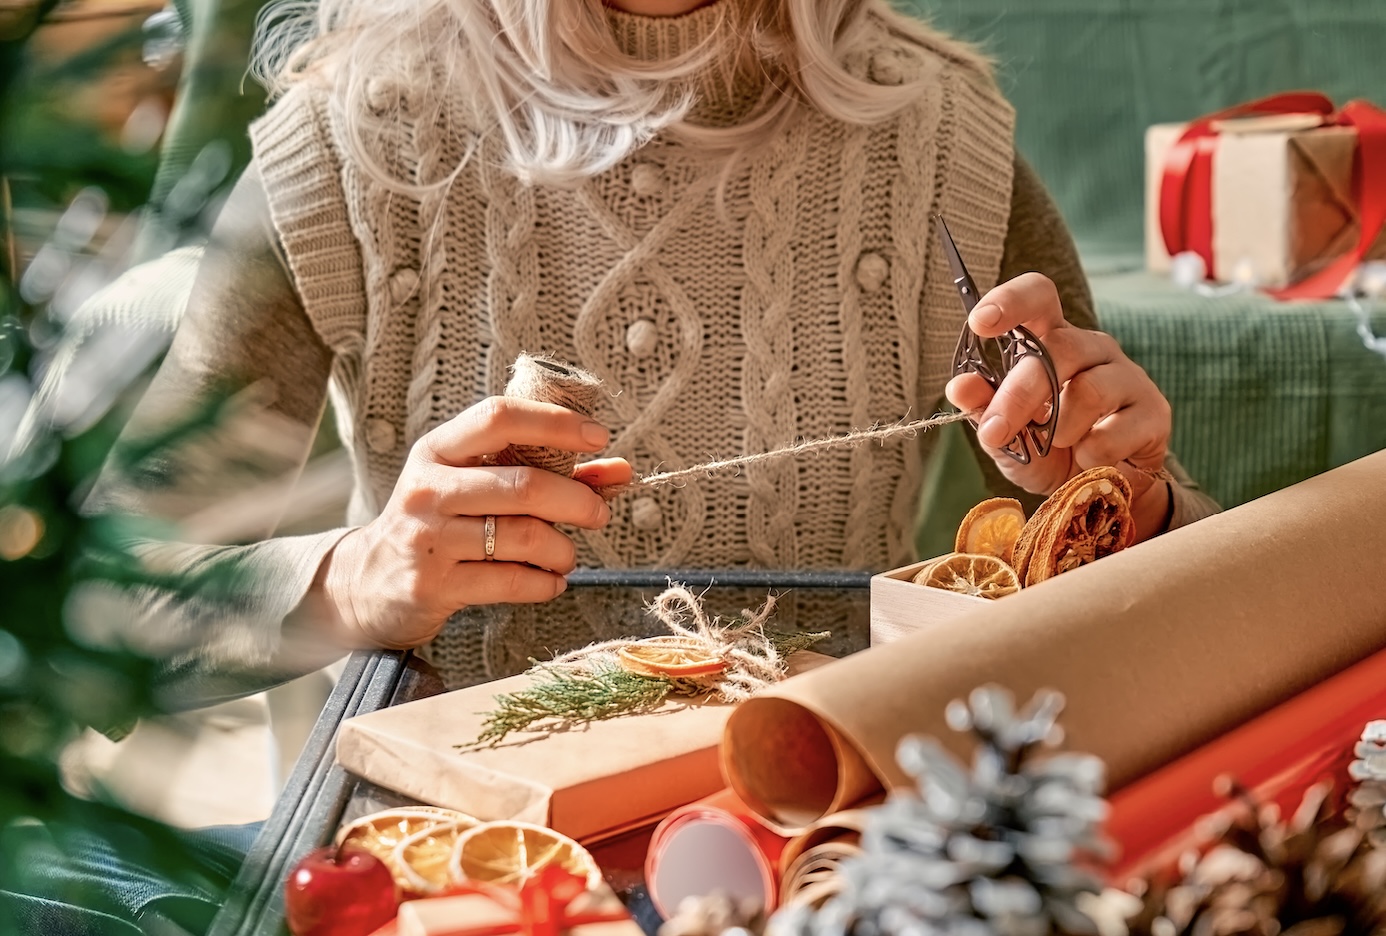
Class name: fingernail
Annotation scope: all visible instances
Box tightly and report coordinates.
[979,414,1009,446]
[554,576,569,597]
[597,501,611,526]
[972,304,1002,328]
[580,420,609,447]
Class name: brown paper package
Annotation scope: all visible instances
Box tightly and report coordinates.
[1145,116,1386,287]
[723,451,1386,830]
[336,654,832,844]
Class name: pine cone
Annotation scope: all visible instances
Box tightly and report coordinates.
[767,686,1111,936]
[659,891,766,936]
[1124,781,1386,936]
[1348,720,1386,849]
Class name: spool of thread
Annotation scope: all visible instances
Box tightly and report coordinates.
[489,353,604,477]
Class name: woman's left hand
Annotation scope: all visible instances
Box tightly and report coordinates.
[944,272,1173,540]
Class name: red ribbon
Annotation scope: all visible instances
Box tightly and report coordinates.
[1159,91,1386,299]
[429,867,630,936]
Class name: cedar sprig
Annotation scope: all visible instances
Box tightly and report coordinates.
[465,662,682,748]
[465,629,828,747]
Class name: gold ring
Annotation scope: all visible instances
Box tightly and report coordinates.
[483,515,496,560]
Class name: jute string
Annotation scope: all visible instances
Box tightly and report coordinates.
[542,585,790,702]
[494,352,1175,490]
[496,352,972,495]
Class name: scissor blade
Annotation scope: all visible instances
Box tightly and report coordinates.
[934,214,981,312]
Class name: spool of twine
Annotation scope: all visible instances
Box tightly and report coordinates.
[489,353,604,477]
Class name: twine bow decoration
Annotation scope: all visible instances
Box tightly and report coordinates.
[465,585,827,746]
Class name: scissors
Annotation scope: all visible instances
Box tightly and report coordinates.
[935,214,1061,465]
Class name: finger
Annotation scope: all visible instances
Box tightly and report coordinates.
[572,457,634,488]
[969,272,1066,339]
[944,373,995,418]
[1070,407,1171,480]
[431,465,613,529]
[1035,326,1123,386]
[1049,363,1142,450]
[418,397,610,467]
[442,561,569,606]
[975,354,1054,450]
[436,515,578,574]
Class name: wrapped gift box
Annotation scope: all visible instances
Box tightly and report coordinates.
[1145,112,1386,288]
[337,653,831,844]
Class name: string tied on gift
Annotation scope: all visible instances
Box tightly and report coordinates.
[543,584,823,704]
[466,584,827,745]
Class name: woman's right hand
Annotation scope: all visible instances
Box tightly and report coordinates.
[312,397,624,650]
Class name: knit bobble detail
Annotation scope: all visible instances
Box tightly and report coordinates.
[630,163,667,198]
[389,268,419,304]
[855,252,890,293]
[869,50,906,86]
[631,496,663,531]
[625,318,659,358]
[366,418,398,453]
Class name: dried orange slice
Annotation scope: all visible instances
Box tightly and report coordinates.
[393,820,476,895]
[336,807,477,887]
[448,821,603,890]
[912,552,1020,600]
[617,636,726,678]
[1014,466,1135,586]
[954,497,1026,565]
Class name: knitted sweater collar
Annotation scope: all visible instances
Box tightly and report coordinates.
[604,0,768,128]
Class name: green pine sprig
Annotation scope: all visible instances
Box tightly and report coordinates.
[461,630,830,747]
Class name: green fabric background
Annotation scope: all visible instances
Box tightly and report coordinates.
[904,0,1386,555]
[902,0,1386,262]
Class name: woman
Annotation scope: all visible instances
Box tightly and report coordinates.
[92,0,1217,700]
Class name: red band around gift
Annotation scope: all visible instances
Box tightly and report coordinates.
[1158,91,1386,299]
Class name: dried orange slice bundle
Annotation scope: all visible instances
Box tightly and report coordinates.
[912,553,1021,600]
[1013,466,1135,586]
[617,635,726,678]
[954,497,1026,565]
[448,821,604,891]
[336,807,478,889]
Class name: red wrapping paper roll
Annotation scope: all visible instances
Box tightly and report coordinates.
[645,789,791,919]
[1107,642,1386,879]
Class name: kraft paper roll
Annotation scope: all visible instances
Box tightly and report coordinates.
[722,451,1386,830]
[645,789,791,919]
[776,809,873,908]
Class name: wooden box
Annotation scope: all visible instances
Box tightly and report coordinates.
[869,558,990,646]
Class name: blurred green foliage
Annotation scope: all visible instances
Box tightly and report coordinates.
[0,6,244,932]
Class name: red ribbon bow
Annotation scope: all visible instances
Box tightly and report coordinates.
[430,867,630,936]
[1159,91,1386,299]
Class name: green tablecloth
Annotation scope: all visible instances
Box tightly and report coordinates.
[915,273,1386,558]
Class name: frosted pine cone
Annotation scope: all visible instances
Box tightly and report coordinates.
[1349,720,1386,849]
[767,686,1111,936]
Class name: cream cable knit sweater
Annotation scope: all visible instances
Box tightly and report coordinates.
[90,1,1217,699]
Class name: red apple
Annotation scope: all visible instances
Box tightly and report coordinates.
[284,845,399,936]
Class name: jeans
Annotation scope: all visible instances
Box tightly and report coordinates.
[1,821,260,936]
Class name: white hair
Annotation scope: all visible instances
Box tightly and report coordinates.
[251,0,987,189]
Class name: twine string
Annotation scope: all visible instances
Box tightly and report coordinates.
[540,584,787,702]
[495,352,1175,493]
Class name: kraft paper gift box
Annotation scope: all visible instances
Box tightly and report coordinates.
[1145,113,1386,288]
[336,652,832,844]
